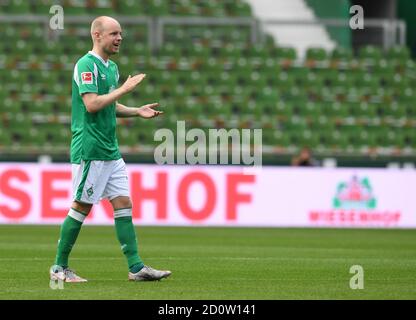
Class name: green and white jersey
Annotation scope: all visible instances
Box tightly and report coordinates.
[71,51,121,164]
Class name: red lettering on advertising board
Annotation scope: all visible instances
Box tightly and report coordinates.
[100,199,113,219]
[131,172,167,220]
[42,171,71,218]
[178,172,216,221]
[226,174,255,220]
[0,169,31,219]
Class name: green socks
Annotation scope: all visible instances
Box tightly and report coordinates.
[130,263,144,274]
[54,207,144,273]
[54,208,86,267]
[114,208,144,272]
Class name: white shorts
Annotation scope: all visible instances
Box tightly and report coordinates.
[72,159,130,204]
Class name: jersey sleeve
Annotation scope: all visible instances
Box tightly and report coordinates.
[74,59,98,95]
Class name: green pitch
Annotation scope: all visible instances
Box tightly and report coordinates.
[0,225,415,300]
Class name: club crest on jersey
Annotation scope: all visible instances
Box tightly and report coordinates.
[81,72,93,84]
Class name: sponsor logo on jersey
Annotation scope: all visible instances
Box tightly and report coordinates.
[81,72,93,84]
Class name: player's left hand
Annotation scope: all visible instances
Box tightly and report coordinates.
[136,103,163,118]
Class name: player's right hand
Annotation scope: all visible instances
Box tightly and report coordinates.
[121,74,146,93]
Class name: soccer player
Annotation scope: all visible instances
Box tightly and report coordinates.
[49,16,171,282]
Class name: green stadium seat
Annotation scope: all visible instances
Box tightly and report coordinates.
[284,117,308,132]
[274,47,297,61]
[241,100,262,120]
[187,44,211,59]
[135,84,161,101]
[353,72,379,91]
[26,128,47,147]
[63,0,87,15]
[359,45,383,61]
[118,126,139,147]
[331,47,353,60]
[386,46,410,60]
[158,43,181,58]
[116,0,145,15]
[32,0,52,14]
[306,47,328,61]
[11,40,32,56]
[299,102,320,117]
[257,87,279,103]
[373,59,395,78]
[375,129,404,148]
[170,0,195,16]
[290,66,309,85]
[87,0,114,15]
[218,44,242,59]
[262,128,290,147]
[299,130,320,148]
[403,128,416,148]
[379,102,406,119]
[0,130,11,147]
[3,25,18,41]
[6,0,31,13]
[326,130,348,150]
[158,71,178,87]
[324,102,349,118]
[147,0,169,16]
[359,129,378,148]
[275,72,295,91]
[263,34,276,49]
[382,74,409,91]
[203,1,227,17]
[351,102,378,118]
[231,1,252,16]
[397,88,416,104]
[244,45,270,59]
[217,71,237,87]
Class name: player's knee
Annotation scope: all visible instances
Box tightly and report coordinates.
[111,196,132,210]
[72,201,93,215]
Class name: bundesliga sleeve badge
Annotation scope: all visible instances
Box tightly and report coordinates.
[81,72,93,84]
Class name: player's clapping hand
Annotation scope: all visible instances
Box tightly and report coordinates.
[121,74,146,93]
[136,103,163,118]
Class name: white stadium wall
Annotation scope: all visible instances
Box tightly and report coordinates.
[0,163,414,228]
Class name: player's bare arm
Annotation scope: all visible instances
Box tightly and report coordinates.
[82,74,146,113]
[116,102,163,118]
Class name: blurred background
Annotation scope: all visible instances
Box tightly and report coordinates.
[0,0,415,168]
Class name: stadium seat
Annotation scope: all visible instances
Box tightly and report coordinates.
[63,0,87,15]
[386,46,410,60]
[359,45,383,61]
[274,47,297,61]
[87,0,114,15]
[1,0,415,160]
[6,0,31,14]
[32,0,53,14]
[331,47,353,60]
[306,47,328,61]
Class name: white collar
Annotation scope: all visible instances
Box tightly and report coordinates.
[88,50,109,68]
